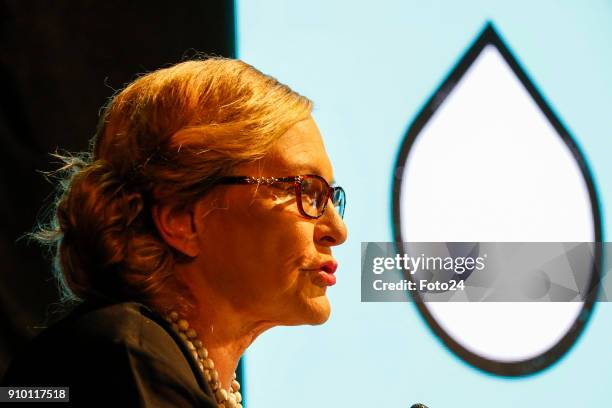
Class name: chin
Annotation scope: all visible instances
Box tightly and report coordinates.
[303,296,331,325]
[282,294,332,326]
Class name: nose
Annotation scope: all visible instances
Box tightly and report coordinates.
[314,201,348,247]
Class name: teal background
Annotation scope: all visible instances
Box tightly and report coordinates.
[237,1,612,406]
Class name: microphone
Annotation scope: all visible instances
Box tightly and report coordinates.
[411,404,429,408]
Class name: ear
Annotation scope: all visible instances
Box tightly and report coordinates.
[151,203,200,257]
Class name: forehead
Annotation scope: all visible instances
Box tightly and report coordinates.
[257,117,334,181]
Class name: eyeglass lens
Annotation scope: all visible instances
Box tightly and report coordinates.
[300,177,345,219]
[332,187,346,218]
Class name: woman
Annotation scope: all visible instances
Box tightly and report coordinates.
[2,58,347,406]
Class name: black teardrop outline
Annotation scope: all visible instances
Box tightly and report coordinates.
[391,22,603,377]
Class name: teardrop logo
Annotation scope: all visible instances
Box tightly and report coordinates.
[392,23,602,376]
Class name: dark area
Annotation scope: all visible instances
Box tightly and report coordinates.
[0,0,234,379]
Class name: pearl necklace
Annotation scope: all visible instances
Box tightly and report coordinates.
[166,311,243,408]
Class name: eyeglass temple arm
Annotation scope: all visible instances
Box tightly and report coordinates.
[217,176,299,186]
[217,176,253,185]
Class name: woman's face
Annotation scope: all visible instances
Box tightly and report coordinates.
[191,116,347,326]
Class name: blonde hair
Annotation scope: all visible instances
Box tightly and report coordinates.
[32,58,312,312]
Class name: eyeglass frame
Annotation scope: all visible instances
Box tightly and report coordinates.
[217,174,346,220]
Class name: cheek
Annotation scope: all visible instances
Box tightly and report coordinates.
[200,205,315,299]
[241,221,314,292]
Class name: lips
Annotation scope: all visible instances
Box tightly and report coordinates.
[320,260,338,274]
[313,260,338,286]
[318,270,337,286]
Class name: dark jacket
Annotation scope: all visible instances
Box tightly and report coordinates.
[1,297,217,407]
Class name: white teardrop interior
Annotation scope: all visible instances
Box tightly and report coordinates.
[398,45,595,362]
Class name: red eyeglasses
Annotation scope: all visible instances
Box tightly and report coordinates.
[218,174,346,219]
